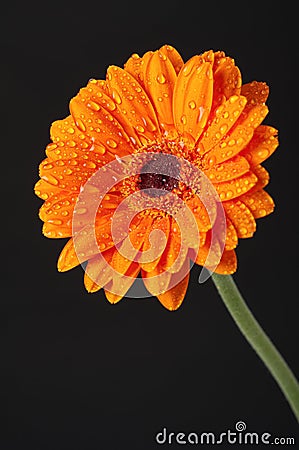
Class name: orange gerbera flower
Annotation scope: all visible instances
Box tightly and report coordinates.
[35,44,278,310]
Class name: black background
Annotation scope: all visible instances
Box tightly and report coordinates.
[1,1,298,449]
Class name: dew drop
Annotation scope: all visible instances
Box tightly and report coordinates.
[106,139,118,149]
[180,115,187,125]
[135,125,145,133]
[64,168,73,175]
[47,219,63,225]
[157,73,166,84]
[75,118,86,132]
[75,207,87,215]
[88,101,101,111]
[188,100,196,110]
[95,143,106,155]
[84,161,97,169]
[41,174,59,186]
[111,89,122,104]
[257,148,270,159]
[258,208,267,216]
[43,163,53,170]
[47,143,58,151]
[67,127,75,134]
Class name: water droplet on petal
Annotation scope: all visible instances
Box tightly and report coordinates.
[88,101,101,111]
[111,89,122,104]
[47,219,63,225]
[75,207,87,215]
[106,139,118,149]
[157,73,166,84]
[188,100,196,109]
[181,115,187,125]
[41,174,59,186]
[75,118,86,132]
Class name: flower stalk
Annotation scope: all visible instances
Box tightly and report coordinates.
[211,273,299,422]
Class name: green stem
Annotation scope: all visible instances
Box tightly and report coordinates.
[211,273,299,422]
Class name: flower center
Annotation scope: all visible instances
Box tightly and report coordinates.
[138,153,180,197]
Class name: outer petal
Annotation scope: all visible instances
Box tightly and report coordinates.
[39,157,96,192]
[205,155,250,183]
[106,65,160,143]
[199,95,247,154]
[156,258,190,310]
[104,261,140,304]
[193,231,237,274]
[224,200,256,238]
[213,249,237,274]
[159,44,184,74]
[140,215,170,272]
[142,50,177,130]
[214,170,258,201]
[142,265,172,297]
[241,189,275,218]
[39,195,75,238]
[185,194,212,232]
[250,165,270,192]
[202,124,253,166]
[173,57,213,141]
[84,248,115,293]
[213,54,242,100]
[241,125,278,166]
[70,88,134,156]
[159,218,188,273]
[110,215,152,274]
[225,218,238,250]
[241,81,269,105]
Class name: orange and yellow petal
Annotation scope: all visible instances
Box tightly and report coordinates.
[173,57,213,141]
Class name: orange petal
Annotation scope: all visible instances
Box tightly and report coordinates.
[159,44,184,74]
[34,178,64,201]
[193,231,222,269]
[241,125,278,166]
[39,195,75,237]
[105,261,140,304]
[225,218,238,250]
[213,249,237,274]
[106,65,160,142]
[250,165,270,192]
[140,215,170,272]
[156,258,190,310]
[185,194,212,232]
[84,248,115,292]
[241,189,275,218]
[173,58,213,141]
[110,215,152,274]
[240,103,269,130]
[77,79,144,149]
[142,50,177,130]
[202,124,253,166]
[224,200,256,238]
[215,170,257,201]
[70,92,134,156]
[159,218,188,273]
[199,95,247,153]
[241,81,269,105]
[142,264,172,297]
[213,55,242,101]
[205,155,250,183]
[57,238,81,272]
[124,50,153,85]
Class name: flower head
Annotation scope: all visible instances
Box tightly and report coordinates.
[35,45,278,310]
